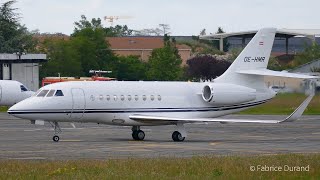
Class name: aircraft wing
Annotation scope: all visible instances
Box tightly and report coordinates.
[236,69,317,79]
[130,91,314,124]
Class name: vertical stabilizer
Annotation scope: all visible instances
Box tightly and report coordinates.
[215,28,276,89]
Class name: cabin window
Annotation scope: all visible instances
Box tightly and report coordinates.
[46,90,56,97]
[150,95,155,101]
[121,95,125,101]
[90,95,95,101]
[20,85,28,92]
[114,95,117,101]
[99,95,104,100]
[134,95,139,101]
[106,95,110,101]
[37,90,49,97]
[142,95,147,101]
[158,95,161,101]
[55,90,64,96]
[128,95,132,101]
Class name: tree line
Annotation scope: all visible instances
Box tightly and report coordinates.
[1,1,232,81]
[2,1,320,83]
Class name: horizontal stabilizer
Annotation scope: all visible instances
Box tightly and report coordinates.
[130,92,314,124]
[237,69,317,79]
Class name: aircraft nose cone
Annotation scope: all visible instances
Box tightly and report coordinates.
[8,103,20,115]
[7,100,28,118]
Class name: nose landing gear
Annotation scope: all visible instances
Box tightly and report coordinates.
[50,122,62,142]
[53,135,60,142]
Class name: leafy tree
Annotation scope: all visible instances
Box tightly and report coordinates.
[72,15,115,76]
[199,28,206,36]
[178,39,224,55]
[133,28,163,36]
[115,56,147,80]
[0,0,36,53]
[186,55,231,81]
[267,56,283,71]
[227,47,243,61]
[134,24,171,36]
[74,15,102,32]
[293,43,320,67]
[105,25,133,37]
[40,15,116,78]
[146,36,183,80]
[39,39,82,79]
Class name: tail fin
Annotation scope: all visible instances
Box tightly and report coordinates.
[215,28,276,89]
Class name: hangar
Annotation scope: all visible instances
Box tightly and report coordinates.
[200,29,320,54]
[200,29,320,94]
[0,53,47,91]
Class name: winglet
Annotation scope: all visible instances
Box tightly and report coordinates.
[279,91,315,123]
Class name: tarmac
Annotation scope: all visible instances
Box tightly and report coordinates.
[0,113,319,160]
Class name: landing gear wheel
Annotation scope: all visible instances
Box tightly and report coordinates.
[53,135,60,142]
[132,130,145,141]
[172,131,185,142]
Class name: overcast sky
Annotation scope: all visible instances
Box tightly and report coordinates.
[14,0,320,35]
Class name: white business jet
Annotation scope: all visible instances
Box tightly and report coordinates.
[8,28,317,142]
[0,80,33,106]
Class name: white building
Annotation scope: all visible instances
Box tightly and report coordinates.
[0,53,47,91]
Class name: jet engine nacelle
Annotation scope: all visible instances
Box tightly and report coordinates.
[202,83,256,105]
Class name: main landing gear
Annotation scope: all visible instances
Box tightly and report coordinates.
[131,123,187,142]
[50,122,62,142]
[132,126,145,141]
[172,123,186,142]
[172,131,185,142]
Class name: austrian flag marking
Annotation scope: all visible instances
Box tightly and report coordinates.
[259,41,264,45]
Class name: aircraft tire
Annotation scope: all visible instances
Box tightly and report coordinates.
[53,135,60,142]
[132,130,145,140]
[172,131,185,142]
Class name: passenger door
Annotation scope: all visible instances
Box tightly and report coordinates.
[71,88,86,119]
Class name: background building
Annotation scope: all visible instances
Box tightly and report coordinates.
[0,54,47,91]
[201,29,320,54]
[107,37,192,65]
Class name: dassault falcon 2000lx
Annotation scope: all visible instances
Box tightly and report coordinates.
[8,28,318,142]
[0,80,33,106]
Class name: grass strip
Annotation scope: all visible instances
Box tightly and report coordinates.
[0,154,319,179]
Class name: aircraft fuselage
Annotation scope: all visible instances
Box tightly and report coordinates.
[8,81,275,126]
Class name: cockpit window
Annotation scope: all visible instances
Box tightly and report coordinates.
[37,90,49,97]
[55,90,64,96]
[33,89,41,97]
[20,85,28,92]
[46,90,56,97]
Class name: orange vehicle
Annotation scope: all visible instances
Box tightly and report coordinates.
[42,70,116,86]
[41,76,116,87]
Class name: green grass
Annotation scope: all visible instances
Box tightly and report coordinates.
[0,154,319,179]
[240,93,320,115]
[0,106,8,112]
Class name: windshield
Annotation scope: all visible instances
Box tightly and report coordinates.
[20,85,28,92]
[37,90,49,97]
